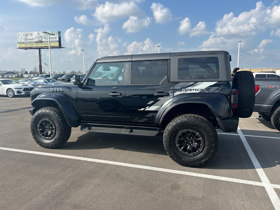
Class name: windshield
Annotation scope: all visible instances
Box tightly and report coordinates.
[1,80,18,85]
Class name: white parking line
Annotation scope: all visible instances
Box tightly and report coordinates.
[0,146,280,191]
[218,132,280,140]
[237,128,280,210]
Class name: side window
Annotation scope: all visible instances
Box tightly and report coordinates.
[131,60,168,85]
[267,74,278,78]
[255,74,265,78]
[87,62,127,86]
[178,57,219,80]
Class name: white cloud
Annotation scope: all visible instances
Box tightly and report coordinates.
[151,3,172,24]
[95,25,120,57]
[122,16,151,33]
[215,2,266,37]
[266,5,280,27]
[17,0,60,7]
[72,0,98,10]
[93,24,158,56]
[64,27,84,55]
[178,17,191,35]
[74,15,93,25]
[271,28,280,37]
[17,0,98,10]
[126,38,158,54]
[88,33,95,43]
[94,1,142,24]
[190,21,208,37]
[178,18,208,37]
[201,1,280,50]
[253,39,273,54]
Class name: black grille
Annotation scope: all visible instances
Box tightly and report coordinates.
[23,88,34,91]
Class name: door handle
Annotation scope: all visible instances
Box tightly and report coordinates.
[109,92,122,96]
[154,92,169,96]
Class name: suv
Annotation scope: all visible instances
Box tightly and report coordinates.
[253,72,280,80]
[29,51,255,167]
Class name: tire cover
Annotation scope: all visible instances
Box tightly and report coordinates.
[232,71,255,118]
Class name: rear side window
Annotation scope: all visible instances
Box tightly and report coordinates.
[178,57,219,80]
[267,74,279,78]
[131,60,168,85]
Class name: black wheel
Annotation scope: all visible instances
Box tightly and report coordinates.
[31,107,71,148]
[271,107,280,131]
[6,88,15,98]
[232,71,255,118]
[258,112,271,121]
[163,114,218,167]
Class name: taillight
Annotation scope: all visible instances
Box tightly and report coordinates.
[232,90,238,108]
[255,85,260,93]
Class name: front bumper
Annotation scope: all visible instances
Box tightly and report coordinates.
[14,87,34,96]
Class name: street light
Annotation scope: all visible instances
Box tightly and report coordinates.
[237,40,242,68]
[43,31,55,77]
[81,49,85,73]
[156,44,161,53]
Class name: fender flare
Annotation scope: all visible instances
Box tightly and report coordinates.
[155,93,231,127]
[31,92,79,127]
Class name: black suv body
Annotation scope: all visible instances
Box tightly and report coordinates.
[29,51,255,167]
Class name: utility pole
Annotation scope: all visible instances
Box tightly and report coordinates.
[43,31,55,77]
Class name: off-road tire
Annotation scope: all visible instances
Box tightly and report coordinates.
[232,71,255,118]
[31,107,71,148]
[271,107,280,131]
[6,88,15,98]
[163,114,218,167]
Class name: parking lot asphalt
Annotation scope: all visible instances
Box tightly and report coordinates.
[0,96,279,210]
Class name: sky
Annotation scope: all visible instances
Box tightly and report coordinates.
[0,0,280,74]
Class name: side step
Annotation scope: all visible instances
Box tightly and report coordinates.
[80,123,161,136]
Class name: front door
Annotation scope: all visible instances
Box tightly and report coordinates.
[76,62,129,123]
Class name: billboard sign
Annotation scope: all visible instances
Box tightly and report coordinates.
[17,31,62,49]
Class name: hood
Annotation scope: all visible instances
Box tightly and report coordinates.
[4,83,33,88]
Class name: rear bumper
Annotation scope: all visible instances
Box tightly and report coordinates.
[254,104,272,114]
[217,116,239,132]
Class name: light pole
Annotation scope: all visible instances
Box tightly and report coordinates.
[43,31,55,77]
[81,49,85,73]
[156,44,161,53]
[237,40,242,68]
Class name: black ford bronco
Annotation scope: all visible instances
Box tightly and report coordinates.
[29,51,255,167]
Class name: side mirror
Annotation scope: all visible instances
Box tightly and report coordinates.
[232,67,239,75]
[87,78,95,86]
[73,75,82,86]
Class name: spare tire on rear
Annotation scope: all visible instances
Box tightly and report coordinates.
[232,71,255,118]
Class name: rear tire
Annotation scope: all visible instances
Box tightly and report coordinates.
[163,114,218,167]
[31,107,71,148]
[271,107,280,131]
[232,71,255,118]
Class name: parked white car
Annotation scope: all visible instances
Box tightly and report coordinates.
[0,79,34,97]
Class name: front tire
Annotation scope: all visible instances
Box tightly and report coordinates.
[163,114,218,167]
[6,88,15,98]
[31,107,71,148]
[271,107,280,131]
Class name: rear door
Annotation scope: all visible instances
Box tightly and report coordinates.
[124,59,172,125]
